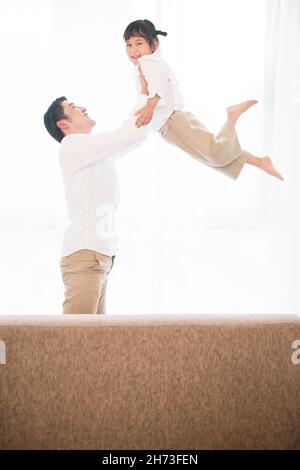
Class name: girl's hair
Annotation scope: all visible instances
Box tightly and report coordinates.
[123,19,167,47]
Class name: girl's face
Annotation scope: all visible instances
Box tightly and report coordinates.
[125,35,158,65]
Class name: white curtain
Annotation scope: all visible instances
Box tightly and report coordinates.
[0,0,298,314]
[262,0,300,314]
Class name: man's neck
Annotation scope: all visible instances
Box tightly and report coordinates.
[63,129,92,137]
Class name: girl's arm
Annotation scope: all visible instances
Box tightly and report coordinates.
[138,63,150,96]
[134,94,160,128]
[134,60,167,127]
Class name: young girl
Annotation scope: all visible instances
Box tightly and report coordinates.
[124,19,284,181]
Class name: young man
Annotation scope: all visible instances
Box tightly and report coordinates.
[44,81,149,314]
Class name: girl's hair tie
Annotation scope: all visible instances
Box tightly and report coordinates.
[156,30,168,37]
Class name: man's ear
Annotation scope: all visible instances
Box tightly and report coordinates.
[56,119,69,131]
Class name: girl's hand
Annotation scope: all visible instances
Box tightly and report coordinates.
[134,104,153,127]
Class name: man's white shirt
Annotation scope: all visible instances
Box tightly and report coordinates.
[59,96,149,257]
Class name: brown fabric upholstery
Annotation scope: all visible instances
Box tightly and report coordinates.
[0,314,299,450]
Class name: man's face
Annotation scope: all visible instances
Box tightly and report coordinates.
[125,35,157,65]
[57,101,96,135]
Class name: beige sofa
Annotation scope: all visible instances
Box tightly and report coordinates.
[0,314,299,450]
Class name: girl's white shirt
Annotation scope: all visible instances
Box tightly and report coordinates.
[136,49,184,131]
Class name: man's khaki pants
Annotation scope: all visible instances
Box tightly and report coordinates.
[60,249,115,314]
[159,111,254,180]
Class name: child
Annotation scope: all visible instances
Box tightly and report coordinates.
[124,19,284,181]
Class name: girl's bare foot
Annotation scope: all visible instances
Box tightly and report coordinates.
[260,156,284,181]
[245,153,284,181]
[227,100,258,125]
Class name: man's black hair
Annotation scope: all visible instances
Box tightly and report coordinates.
[44,96,67,143]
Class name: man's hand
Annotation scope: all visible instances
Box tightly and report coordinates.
[134,104,154,127]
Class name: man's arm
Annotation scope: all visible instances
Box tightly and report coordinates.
[62,96,150,172]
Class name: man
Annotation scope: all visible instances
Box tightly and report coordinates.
[44,81,149,314]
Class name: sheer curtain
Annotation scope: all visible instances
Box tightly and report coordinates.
[262,0,300,314]
[0,0,297,315]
